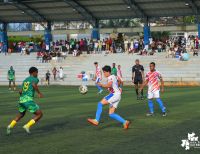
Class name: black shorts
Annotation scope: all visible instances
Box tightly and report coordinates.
[134,78,143,84]
[9,80,15,84]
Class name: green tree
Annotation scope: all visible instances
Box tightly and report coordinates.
[99,19,142,28]
[183,16,195,24]
[151,31,170,41]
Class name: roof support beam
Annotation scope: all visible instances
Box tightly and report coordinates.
[63,0,97,26]
[6,0,47,28]
[123,0,147,18]
[0,1,9,23]
[138,0,184,5]
[185,0,200,23]
[186,0,199,15]
[11,0,47,21]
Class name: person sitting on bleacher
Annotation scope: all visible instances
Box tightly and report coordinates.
[166,47,175,58]
[148,49,155,56]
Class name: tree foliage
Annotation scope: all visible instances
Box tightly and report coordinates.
[99,19,142,28]
[151,31,170,41]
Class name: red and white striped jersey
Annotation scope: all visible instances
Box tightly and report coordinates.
[146,71,162,92]
[107,75,121,94]
[95,66,102,79]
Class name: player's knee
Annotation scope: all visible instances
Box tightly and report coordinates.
[101,99,108,105]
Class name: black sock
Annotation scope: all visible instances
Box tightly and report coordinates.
[141,89,143,96]
[136,89,139,96]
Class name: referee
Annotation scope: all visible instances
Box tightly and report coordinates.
[132,59,144,100]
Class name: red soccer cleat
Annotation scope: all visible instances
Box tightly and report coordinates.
[123,120,131,130]
[87,118,99,126]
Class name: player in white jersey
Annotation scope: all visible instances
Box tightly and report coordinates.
[93,62,103,94]
[140,62,167,117]
[88,65,130,129]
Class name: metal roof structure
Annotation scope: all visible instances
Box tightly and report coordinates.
[0,0,200,26]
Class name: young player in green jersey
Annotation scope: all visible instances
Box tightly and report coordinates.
[7,67,43,134]
[8,66,16,90]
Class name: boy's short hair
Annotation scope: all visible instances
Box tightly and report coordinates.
[150,62,156,66]
[94,62,98,65]
[29,67,38,74]
[102,65,111,73]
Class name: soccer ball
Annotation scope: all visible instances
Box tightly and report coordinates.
[79,85,88,94]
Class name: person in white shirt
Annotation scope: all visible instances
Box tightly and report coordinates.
[59,67,64,81]
[21,46,26,55]
[94,41,98,54]
[124,39,129,52]
[93,62,103,94]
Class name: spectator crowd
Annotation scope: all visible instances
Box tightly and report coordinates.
[1,35,199,62]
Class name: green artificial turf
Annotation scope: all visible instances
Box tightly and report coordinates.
[0,86,199,154]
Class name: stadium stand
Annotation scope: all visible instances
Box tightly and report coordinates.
[0,53,200,86]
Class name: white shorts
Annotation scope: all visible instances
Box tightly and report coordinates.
[148,90,160,99]
[104,93,121,108]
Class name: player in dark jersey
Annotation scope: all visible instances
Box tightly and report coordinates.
[45,70,51,85]
[132,59,144,100]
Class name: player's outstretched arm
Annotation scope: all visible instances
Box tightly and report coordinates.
[32,83,43,98]
[132,66,135,81]
[92,74,97,81]
[160,77,164,93]
[7,72,9,80]
[132,72,135,81]
[98,81,112,88]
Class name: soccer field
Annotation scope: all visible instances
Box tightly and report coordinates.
[0,86,200,154]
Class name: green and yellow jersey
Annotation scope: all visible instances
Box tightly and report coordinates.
[20,76,39,103]
[8,69,15,80]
